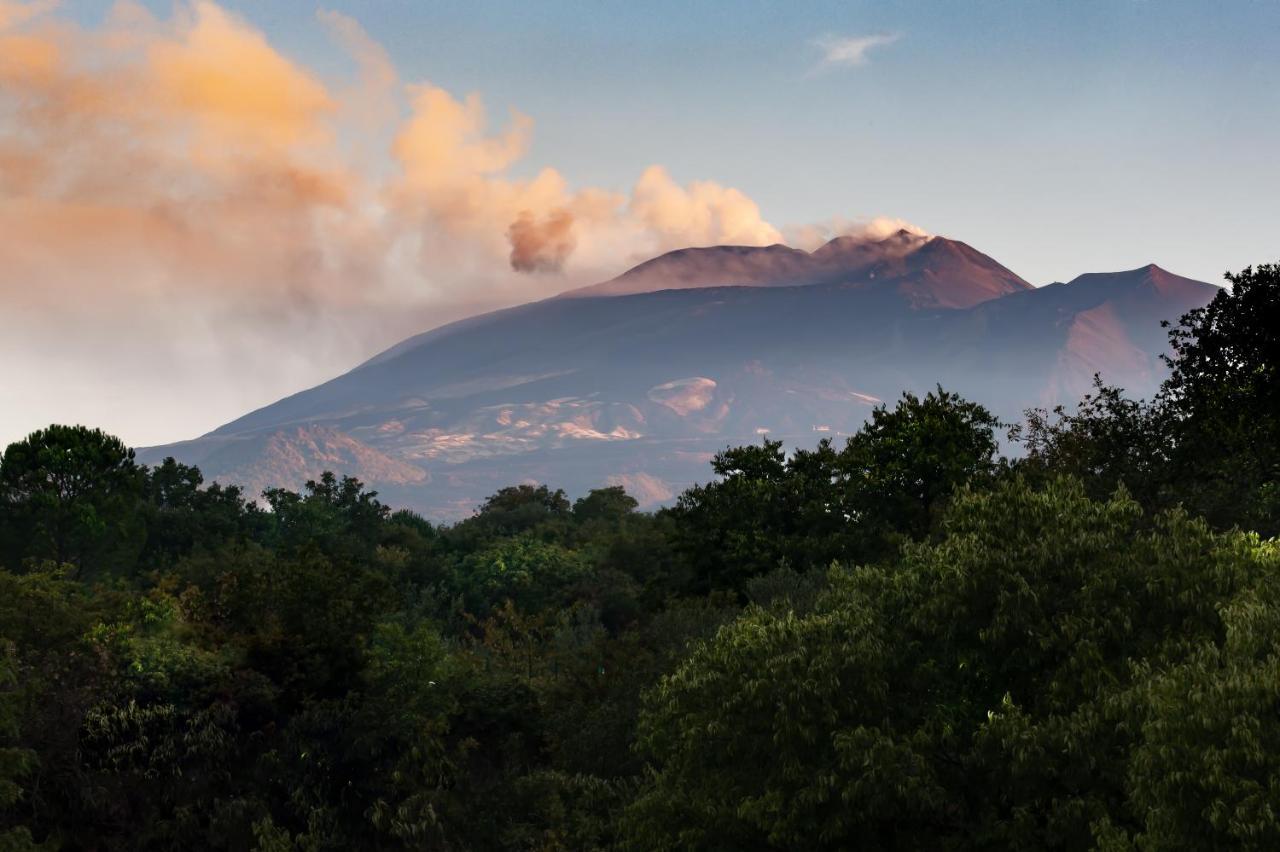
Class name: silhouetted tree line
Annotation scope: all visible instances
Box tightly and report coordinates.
[0,263,1276,850]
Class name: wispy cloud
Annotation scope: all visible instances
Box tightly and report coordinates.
[811,32,901,73]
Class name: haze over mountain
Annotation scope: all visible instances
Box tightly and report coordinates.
[140,232,1217,518]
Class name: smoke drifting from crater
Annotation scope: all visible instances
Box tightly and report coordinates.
[508,209,577,272]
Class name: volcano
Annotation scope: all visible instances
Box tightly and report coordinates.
[140,233,1218,518]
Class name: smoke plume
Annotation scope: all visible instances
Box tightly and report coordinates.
[508,210,577,272]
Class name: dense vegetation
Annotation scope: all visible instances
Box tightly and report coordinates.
[0,264,1276,850]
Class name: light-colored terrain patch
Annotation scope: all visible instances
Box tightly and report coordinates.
[213,426,427,498]
[647,377,717,415]
[388,399,646,464]
[554,422,642,441]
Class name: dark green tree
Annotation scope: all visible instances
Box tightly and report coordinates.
[1160,262,1280,535]
[0,648,39,851]
[264,472,389,558]
[626,477,1273,850]
[479,484,571,530]
[140,457,266,570]
[1099,573,1280,849]
[572,486,638,524]
[668,438,828,592]
[0,425,145,578]
[670,388,1001,592]
[1012,378,1169,507]
[838,386,1001,559]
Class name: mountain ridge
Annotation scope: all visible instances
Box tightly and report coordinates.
[562,231,1031,308]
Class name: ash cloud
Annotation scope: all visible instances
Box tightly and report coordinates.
[507,209,576,272]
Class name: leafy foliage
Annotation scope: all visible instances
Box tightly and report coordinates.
[0,425,144,578]
[671,387,1001,592]
[626,479,1277,849]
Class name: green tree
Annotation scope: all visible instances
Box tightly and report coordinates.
[465,484,572,539]
[454,535,590,615]
[1098,567,1280,850]
[140,457,265,570]
[0,425,145,578]
[668,438,827,592]
[0,648,39,851]
[264,472,389,558]
[1013,378,1168,508]
[0,563,125,849]
[838,386,1001,559]
[626,477,1273,850]
[572,486,638,524]
[1160,262,1280,535]
[670,388,1001,592]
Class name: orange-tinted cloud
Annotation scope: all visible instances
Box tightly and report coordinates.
[148,2,335,149]
[0,0,361,315]
[631,165,783,248]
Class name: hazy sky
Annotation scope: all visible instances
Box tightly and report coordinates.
[2,0,1277,449]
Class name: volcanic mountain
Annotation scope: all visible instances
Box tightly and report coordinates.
[140,233,1218,517]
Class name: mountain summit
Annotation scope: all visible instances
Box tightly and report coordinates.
[140,238,1217,518]
[565,231,1031,308]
